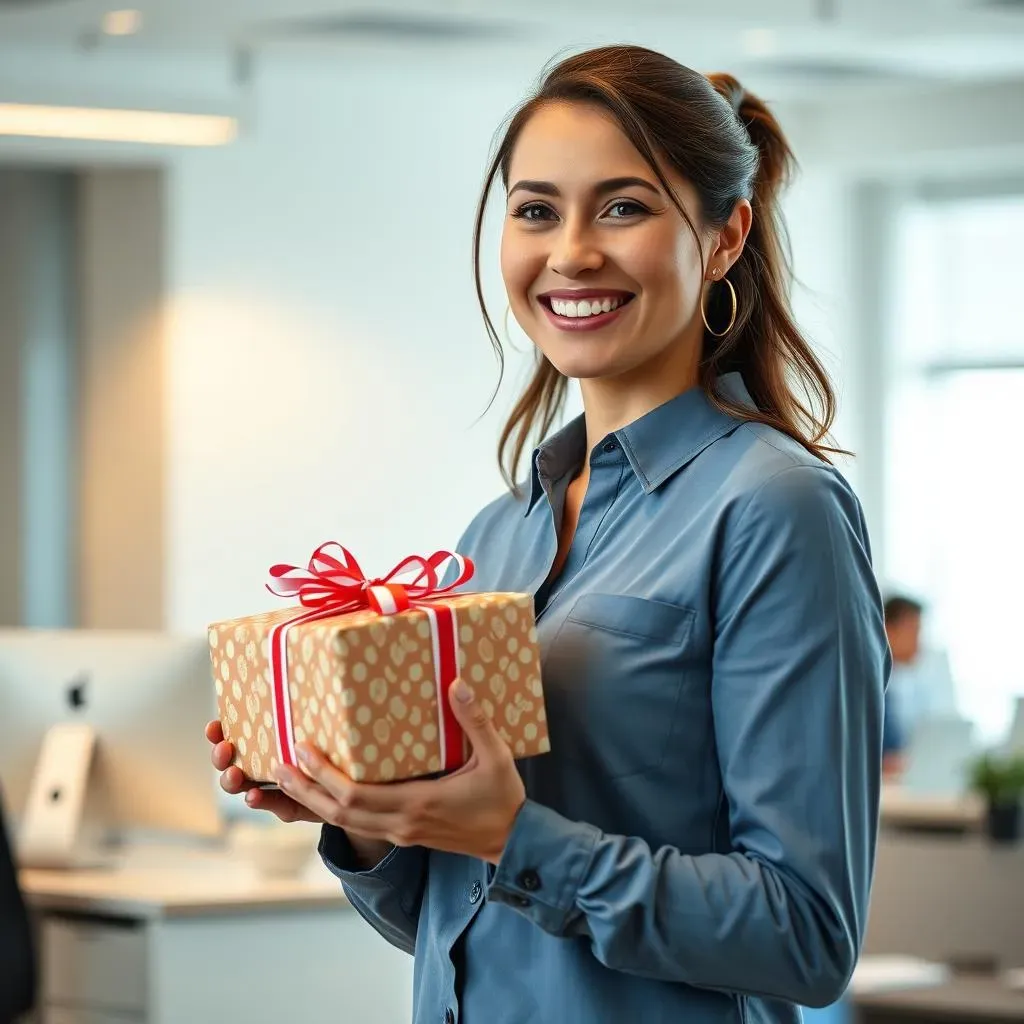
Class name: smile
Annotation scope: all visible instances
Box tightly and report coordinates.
[537,291,635,332]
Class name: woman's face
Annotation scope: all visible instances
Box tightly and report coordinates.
[500,100,713,386]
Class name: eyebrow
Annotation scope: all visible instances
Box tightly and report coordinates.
[507,176,662,200]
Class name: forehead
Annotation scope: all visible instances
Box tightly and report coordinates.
[507,101,656,184]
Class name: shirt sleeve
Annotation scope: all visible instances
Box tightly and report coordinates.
[319,827,429,956]
[486,464,890,1008]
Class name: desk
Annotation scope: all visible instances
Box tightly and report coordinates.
[879,787,983,832]
[20,844,414,1024]
[854,975,1024,1023]
[866,830,1024,968]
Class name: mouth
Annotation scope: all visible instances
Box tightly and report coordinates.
[536,290,636,332]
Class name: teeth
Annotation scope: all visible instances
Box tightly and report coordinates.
[550,296,625,318]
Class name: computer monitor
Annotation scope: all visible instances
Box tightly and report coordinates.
[900,713,977,797]
[0,628,222,868]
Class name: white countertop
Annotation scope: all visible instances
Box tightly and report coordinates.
[20,835,349,920]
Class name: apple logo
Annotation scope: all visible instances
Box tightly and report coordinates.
[66,672,89,711]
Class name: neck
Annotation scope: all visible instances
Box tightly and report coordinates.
[579,350,701,455]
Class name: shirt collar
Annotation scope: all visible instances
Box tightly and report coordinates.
[526,372,753,515]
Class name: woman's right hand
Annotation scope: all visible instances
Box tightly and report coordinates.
[206,719,323,823]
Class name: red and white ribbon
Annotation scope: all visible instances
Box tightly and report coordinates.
[265,543,474,775]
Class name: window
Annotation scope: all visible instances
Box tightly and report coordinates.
[884,190,1024,744]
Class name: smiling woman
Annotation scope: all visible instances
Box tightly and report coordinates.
[474,47,840,492]
[210,42,889,1024]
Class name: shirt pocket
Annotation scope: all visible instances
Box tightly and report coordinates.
[544,592,697,779]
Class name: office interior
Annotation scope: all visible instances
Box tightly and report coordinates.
[1,1,1023,1022]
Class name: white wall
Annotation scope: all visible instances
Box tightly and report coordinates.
[166,57,557,631]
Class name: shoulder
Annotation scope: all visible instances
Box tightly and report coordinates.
[713,422,866,543]
[454,483,529,554]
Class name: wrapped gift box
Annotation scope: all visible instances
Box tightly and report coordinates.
[209,590,550,784]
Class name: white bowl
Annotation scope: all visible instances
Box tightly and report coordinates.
[230,821,320,880]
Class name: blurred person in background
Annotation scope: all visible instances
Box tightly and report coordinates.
[882,594,960,777]
[0,787,35,1024]
[885,596,923,670]
[879,596,921,778]
[210,44,889,1024]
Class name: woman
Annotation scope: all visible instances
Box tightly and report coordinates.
[208,44,889,1023]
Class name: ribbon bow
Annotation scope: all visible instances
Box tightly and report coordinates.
[264,542,475,774]
[267,542,474,616]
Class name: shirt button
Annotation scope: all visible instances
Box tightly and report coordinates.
[444,1009,455,1024]
[468,880,482,904]
[602,440,618,453]
[517,869,542,892]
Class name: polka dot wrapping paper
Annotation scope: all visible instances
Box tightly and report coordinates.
[208,592,550,784]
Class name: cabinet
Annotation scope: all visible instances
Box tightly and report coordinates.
[45,1012,142,1024]
[22,858,414,1024]
[43,916,146,1017]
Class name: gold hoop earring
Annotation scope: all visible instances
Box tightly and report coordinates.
[701,276,737,338]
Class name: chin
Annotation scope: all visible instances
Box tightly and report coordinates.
[543,346,637,382]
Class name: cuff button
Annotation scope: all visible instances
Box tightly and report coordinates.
[517,869,541,892]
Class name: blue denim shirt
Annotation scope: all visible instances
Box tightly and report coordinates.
[320,372,890,1024]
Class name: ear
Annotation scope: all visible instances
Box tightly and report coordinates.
[705,199,752,280]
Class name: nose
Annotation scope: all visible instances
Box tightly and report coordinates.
[547,219,604,278]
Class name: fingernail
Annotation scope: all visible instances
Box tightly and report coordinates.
[453,678,473,703]
[245,790,258,806]
[296,745,313,766]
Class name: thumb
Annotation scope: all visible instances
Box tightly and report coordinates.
[448,678,502,758]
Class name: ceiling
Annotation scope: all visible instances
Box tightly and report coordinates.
[2,0,1024,90]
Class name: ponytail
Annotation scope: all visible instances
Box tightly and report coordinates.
[702,73,840,459]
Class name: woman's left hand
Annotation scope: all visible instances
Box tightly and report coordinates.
[275,677,527,865]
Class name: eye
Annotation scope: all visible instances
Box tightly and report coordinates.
[605,199,649,219]
[510,201,557,223]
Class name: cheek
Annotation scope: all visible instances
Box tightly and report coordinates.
[623,228,703,313]
[500,231,539,305]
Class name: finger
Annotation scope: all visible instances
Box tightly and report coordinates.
[219,765,256,795]
[212,740,236,772]
[275,764,397,837]
[244,786,319,824]
[205,719,225,744]
[448,678,504,760]
[294,745,404,813]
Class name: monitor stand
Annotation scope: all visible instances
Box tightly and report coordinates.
[17,722,116,870]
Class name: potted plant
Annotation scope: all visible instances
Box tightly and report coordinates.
[969,752,1024,843]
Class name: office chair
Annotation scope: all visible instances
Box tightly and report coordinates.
[0,786,36,1024]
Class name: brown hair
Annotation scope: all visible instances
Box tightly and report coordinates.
[471,44,843,492]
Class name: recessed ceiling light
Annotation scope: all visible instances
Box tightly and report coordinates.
[741,28,777,58]
[0,104,237,147]
[102,9,143,37]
